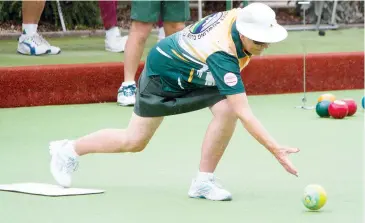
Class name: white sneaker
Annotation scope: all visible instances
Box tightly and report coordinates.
[17,33,49,55]
[17,33,61,55]
[105,35,128,53]
[37,34,61,55]
[44,44,61,55]
[49,140,79,188]
[188,172,232,201]
[117,82,136,106]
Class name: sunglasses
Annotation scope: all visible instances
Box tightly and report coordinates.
[253,40,268,46]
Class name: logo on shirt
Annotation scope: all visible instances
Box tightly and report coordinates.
[224,73,238,86]
[184,12,227,40]
[189,12,224,34]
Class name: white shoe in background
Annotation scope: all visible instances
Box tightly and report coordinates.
[17,33,61,55]
[117,82,137,106]
[105,35,128,53]
[157,27,165,42]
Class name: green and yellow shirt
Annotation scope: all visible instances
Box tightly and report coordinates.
[145,8,251,96]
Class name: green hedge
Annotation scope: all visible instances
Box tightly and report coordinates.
[0,1,101,29]
[0,1,22,22]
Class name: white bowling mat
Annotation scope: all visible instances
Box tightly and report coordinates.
[0,183,105,196]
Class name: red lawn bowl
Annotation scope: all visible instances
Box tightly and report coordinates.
[342,98,357,116]
[329,100,349,119]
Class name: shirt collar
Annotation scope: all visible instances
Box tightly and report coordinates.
[231,20,252,58]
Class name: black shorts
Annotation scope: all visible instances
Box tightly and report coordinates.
[134,70,226,117]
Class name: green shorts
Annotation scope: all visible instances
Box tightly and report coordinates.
[131,0,190,22]
[134,69,226,117]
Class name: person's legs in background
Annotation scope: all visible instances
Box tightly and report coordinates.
[161,0,189,36]
[99,0,128,53]
[18,0,61,56]
[117,0,190,106]
[117,0,157,106]
[118,21,153,106]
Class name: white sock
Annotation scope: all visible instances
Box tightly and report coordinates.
[196,172,214,181]
[106,26,120,39]
[67,140,79,157]
[122,81,136,87]
[22,24,38,36]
